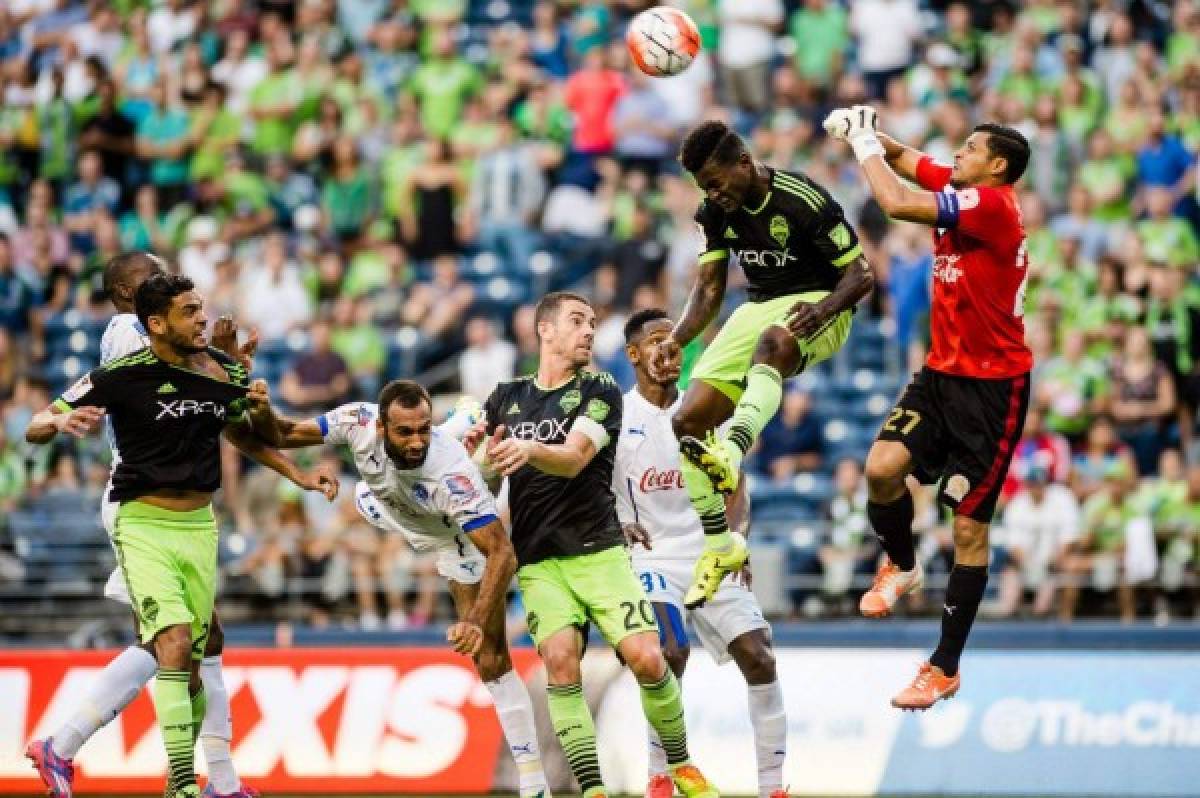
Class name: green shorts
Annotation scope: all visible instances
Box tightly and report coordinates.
[113,501,218,658]
[517,544,656,649]
[690,290,854,403]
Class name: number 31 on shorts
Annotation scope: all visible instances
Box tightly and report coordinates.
[640,571,668,595]
[883,407,921,436]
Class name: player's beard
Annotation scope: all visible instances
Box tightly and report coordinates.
[384,437,428,470]
[165,328,207,355]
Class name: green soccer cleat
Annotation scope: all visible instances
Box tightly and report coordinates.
[679,432,741,496]
[683,533,748,610]
[669,762,720,798]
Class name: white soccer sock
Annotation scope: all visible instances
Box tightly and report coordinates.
[485,669,548,797]
[646,724,669,778]
[748,680,787,798]
[199,656,241,795]
[51,645,157,760]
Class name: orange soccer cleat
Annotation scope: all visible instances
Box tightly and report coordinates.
[891,662,961,710]
[859,559,924,617]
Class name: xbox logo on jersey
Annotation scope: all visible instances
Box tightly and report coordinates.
[510,417,570,442]
[735,249,797,270]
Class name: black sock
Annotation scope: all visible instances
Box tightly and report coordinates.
[930,564,988,677]
[866,492,916,571]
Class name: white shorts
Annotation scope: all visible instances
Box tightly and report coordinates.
[101,498,132,605]
[632,556,769,664]
[354,481,486,585]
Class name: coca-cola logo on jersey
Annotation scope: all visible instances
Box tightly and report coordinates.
[933,254,963,284]
[640,466,684,492]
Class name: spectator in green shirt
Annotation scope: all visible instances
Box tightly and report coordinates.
[1064,461,1141,622]
[1038,328,1109,444]
[789,0,847,87]
[322,136,377,248]
[188,82,241,181]
[1078,128,1136,223]
[1136,186,1200,268]
[406,28,482,139]
[249,35,304,157]
[330,295,387,396]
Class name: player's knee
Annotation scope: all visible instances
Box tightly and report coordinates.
[540,641,583,684]
[671,410,705,442]
[951,517,989,560]
[730,634,776,684]
[864,447,907,497]
[624,637,668,681]
[153,624,193,670]
[752,327,796,370]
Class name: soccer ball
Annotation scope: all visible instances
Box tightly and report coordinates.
[626,6,700,78]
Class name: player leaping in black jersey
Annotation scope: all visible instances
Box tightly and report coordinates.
[651,120,875,609]
[25,274,290,798]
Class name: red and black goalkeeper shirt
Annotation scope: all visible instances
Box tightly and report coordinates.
[914,156,1034,379]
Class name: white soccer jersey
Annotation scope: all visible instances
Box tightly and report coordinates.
[612,388,705,562]
[318,402,499,549]
[100,313,151,602]
[100,312,150,365]
[612,388,768,664]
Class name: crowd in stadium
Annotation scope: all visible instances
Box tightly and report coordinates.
[0,0,1198,633]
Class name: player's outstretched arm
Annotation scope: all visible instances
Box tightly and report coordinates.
[449,518,518,657]
[25,404,105,444]
[877,133,927,184]
[826,106,941,227]
[267,415,329,449]
[223,424,340,500]
[653,251,729,378]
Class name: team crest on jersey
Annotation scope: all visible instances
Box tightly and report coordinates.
[443,473,478,504]
[829,222,852,250]
[339,404,374,426]
[62,374,93,403]
[769,215,789,247]
[586,398,610,422]
[140,596,159,624]
[411,482,430,504]
[560,389,581,414]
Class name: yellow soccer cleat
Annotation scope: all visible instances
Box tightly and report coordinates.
[683,532,748,610]
[679,432,741,495]
[669,763,719,798]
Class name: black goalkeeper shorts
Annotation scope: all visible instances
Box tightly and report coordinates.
[877,367,1031,523]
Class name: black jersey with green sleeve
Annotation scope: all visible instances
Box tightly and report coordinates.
[54,347,250,502]
[695,168,862,302]
[482,369,624,566]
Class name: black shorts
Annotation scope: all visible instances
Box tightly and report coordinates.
[878,367,1031,523]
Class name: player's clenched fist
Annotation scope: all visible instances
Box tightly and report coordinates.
[648,337,682,383]
[823,105,877,140]
[447,620,484,656]
[488,426,533,476]
[822,107,855,140]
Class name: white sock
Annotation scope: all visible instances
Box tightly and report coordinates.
[51,646,156,759]
[748,680,786,798]
[646,724,669,778]
[199,656,241,795]
[485,669,548,797]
